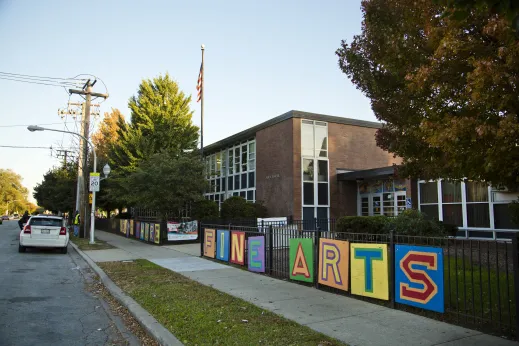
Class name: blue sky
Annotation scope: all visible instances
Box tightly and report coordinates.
[0,0,373,203]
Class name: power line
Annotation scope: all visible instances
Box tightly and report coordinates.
[0,145,51,149]
[0,73,82,86]
[0,76,82,88]
[0,71,87,82]
[0,122,74,128]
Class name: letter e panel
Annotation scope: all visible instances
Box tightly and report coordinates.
[395,245,444,313]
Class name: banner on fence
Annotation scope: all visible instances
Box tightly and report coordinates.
[167,221,198,241]
[350,243,389,300]
[154,224,161,244]
[230,231,245,265]
[140,223,145,240]
[248,236,265,273]
[204,229,216,258]
[289,238,314,283]
[144,223,149,241]
[216,230,230,261]
[130,220,134,236]
[395,245,444,313]
[318,239,349,291]
[150,224,155,242]
[135,221,141,239]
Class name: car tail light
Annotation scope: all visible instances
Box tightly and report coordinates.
[60,227,67,235]
[23,225,31,234]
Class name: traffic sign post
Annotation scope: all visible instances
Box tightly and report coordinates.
[89,172,100,192]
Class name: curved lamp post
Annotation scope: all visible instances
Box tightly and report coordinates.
[27,125,109,244]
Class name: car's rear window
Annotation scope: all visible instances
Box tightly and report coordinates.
[30,218,62,227]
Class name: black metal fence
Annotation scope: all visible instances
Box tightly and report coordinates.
[200,221,519,339]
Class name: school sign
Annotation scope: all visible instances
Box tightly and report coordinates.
[203,229,445,313]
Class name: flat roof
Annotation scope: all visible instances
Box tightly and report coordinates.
[204,110,382,154]
[337,166,397,181]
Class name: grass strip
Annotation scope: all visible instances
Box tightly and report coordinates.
[70,234,115,251]
[99,259,346,346]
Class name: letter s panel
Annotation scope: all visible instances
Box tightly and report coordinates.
[395,245,444,313]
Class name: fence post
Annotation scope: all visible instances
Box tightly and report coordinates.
[389,229,395,309]
[512,233,519,341]
[268,225,273,275]
[199,223,204,257]
[314,228,321,289]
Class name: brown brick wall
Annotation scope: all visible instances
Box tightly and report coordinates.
[328,122,402,218]
[256,119,295,218]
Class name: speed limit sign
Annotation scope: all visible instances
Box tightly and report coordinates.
[89,172,100,192]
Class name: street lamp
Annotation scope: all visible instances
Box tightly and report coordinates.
[102,163,111,178]
[28,125,98,244]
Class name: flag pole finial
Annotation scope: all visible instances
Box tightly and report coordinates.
[201,44,205,50]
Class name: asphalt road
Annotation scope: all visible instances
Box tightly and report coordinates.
[0,220,137,346]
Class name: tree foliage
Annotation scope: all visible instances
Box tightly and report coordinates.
[92,108,125,162]
[220,197,268,220]
[127,151,207,219]
[191,199,220,220]
[337,0,519,188]
[0,169,32,214]
[33,163,77,213]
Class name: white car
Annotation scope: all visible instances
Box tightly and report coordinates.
[19,215,69,253]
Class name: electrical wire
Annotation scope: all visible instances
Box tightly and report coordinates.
[0,74,83,86]
[0,76,81,88]
[0,122,74,128]
[0,145,51,149]
[0,71,87,81]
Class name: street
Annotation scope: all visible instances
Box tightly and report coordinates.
[0,220,136,346]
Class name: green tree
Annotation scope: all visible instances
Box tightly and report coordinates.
[33,163,77,213]
[0,169,30,215]
[105,73,199,206]
[337,0,519,188]
[191,199,220,220]
[127,151,207,220]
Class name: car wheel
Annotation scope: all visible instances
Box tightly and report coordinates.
[18,244,25,253]
[61,246,68,254]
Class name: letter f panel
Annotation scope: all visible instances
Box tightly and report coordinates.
[395,245,444,313]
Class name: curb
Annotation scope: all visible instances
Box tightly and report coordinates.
[69,241,184,346]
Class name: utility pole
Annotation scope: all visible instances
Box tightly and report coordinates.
[69,80,108,238]
[56,149,74,167]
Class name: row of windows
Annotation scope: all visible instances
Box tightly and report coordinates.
[207,172,256,193]
[205,140,256,179]
[419,180,517,230]
[206,190,255,203]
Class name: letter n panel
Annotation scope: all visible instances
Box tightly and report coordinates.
[318,238,349,291]
[350,243,389,300]
[216,230,230,262]
[230,231,245,265]
[289,238,314,283]
[395,245,444,313]
[204,229,216,258]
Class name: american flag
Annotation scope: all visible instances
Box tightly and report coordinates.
[196,63,203,102]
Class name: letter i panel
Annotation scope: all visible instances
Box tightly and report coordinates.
[395,245,444,313]
[216,230,230,261]
[350,243,389,300]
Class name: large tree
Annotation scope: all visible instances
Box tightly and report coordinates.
[0,169,31,214]
[105,73,200,206]
[33,163,77,213]
[337,0,519,188]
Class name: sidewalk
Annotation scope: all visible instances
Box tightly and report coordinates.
[85,230,517,346]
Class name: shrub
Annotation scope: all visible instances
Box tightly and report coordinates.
[220,197,268,219]
[336,215,390,234]
[191,199,219,220]
[388,209,446,236]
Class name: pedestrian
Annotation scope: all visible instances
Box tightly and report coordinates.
[18,211,30,230]
[73,210,80,237]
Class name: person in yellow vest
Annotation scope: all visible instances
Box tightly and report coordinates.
[73,210,80,237]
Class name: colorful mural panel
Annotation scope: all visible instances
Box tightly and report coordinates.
[130,220,134,236]
[289,238,314,283]
[318,239,349,291]
[204,228,216,258]
[395,245,444,313]
[150,224,155,242]
[230,231,245,265]
[144,223,149,241]
[154,224,161,244]
[248,236,265,273]
[350,243,389,300]
[135,221,141,239]
[216,230,230,262]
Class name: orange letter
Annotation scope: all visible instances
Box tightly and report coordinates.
[292,243,310,278]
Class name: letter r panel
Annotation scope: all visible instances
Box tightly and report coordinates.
[395,245,444,313]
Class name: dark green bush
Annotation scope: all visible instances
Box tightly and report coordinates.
[191,199,219,220]
[336,215,390,234]
[220,197,267,219]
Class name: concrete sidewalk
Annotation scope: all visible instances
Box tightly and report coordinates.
[86,230,517,346]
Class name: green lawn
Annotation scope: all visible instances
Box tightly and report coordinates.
[99,259,346,346]
[70,234,115,251]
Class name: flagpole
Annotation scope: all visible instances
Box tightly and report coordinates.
[200,44,205,160]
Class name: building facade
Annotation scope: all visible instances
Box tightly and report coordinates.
[203,110,518,237]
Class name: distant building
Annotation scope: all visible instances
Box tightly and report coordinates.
[203,110,518,238]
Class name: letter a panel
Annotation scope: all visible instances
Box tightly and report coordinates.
[395,245,444,313]
[350,243,389,300]
[318,239,349,291]
[289,238,314,283]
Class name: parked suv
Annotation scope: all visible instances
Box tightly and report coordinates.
[19,215,69,253]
